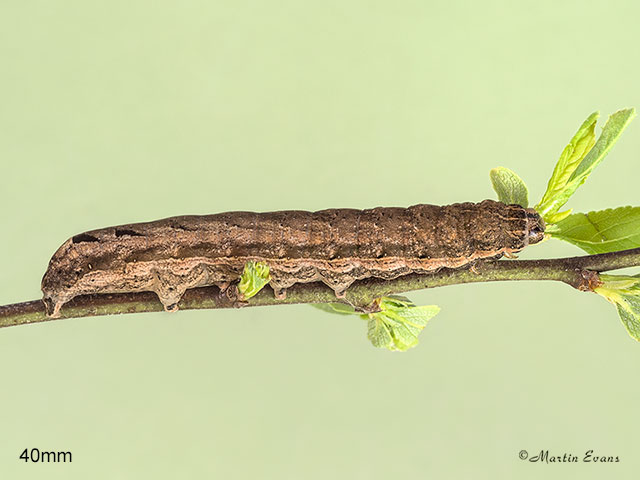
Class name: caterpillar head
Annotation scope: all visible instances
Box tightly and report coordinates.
[525,208,546,245]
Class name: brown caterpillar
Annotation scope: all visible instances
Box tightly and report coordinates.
[41,200,545,317]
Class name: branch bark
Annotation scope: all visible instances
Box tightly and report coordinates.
[2,247,640,329]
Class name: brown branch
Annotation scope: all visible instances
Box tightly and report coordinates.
[2,247,640,329]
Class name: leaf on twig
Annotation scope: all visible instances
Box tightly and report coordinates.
[238,261,271,300]
[548,206,640,254]
[312,296,440,351]
[535,111,598,222]
[535,108,636,224]
[490,167,529,207]
[595,274,640,341]
[365,296,440,351]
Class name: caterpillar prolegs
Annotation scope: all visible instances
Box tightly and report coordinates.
[41,200,545,317]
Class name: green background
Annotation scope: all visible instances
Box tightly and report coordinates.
[1,1,639,478]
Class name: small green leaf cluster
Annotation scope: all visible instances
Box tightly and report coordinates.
[238,261,271,300]
[366,297,440,351]
[313,296,440,352]
[595,275,640,341]
[491,108,636,230]
[491,108,640,342]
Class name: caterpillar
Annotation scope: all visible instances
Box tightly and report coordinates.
[41,200,545,317]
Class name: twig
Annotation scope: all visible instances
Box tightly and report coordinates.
[2,247,640,329]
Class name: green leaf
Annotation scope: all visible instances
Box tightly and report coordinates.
[570,108,636,182]
[595,274,640,341]
[550,206,640,254]
[310,295,440,351]
[237,261,271,300]
[489,167,529,207]
[364,296,440,352]
[367,314,395,349]
[617,301,640,342]
[535,108,636,224]
[535,111,599,220]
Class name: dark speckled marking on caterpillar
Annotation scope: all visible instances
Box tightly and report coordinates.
[41,200,545,317]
